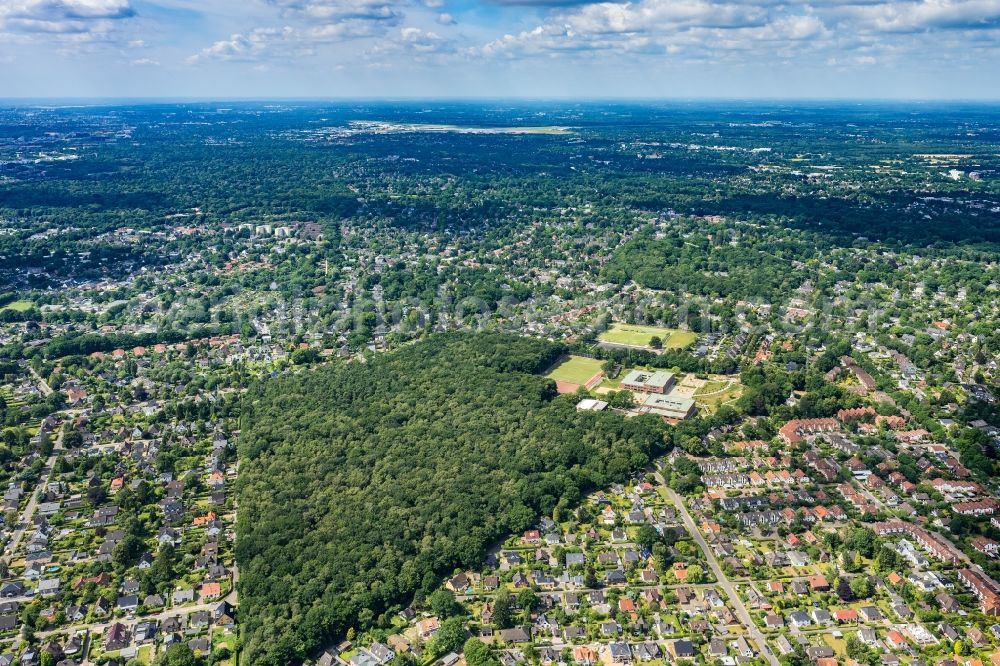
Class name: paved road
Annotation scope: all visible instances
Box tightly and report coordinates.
[456,581,721,603]
[35,599,222,640]
[660,480,779,666]
[25,364,53,397]
[33,599,225,665]
[25,434,239,663]
[226,498,239,606]
[4,424,65,565]
[0,399,240,662]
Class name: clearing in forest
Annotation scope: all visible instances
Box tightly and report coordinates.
[545,355,605,393]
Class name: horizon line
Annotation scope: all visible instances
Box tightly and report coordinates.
[2,96,1000,105]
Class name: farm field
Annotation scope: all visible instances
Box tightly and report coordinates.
[599,323,698,349]
[545,355,604,393]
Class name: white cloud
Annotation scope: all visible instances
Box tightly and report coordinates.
[9,0,993,88]
[366,25,454,56]
[265,0,400,22]
[564,0,770,35]
[186,26,301,63]
[832,0,1000,32]
[473,0,1000,63]
[476,0,782,58]
[187,0,416,65]
[307,20,390,39]
[0,0,135,38]
[400,25,445,48]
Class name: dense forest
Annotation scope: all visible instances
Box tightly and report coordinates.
[236,333,669,665]
[601,225,816,300]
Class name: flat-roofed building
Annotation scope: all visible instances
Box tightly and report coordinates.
[576,398,609,412]
[620,370,675,394]
[639,393,695,423]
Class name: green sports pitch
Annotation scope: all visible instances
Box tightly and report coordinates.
[545,355,605,386]
[598,324,698,350]
[0,300,32,312]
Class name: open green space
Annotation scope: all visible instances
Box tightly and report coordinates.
[693,380,744,413]
[694,380,730,394]
[598,324,697,350]
[0,300,32,312]
[545,355,605,385]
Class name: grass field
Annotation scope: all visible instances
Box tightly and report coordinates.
[545,355,604,385]
[693,380,743,412]
[0,300,32,312]
[694,380,730,394]
[598,324,698,350]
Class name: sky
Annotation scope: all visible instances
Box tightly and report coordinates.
[0,0,999,99]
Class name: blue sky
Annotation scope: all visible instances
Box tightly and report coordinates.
[0,0,998,98]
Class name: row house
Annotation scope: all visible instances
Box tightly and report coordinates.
[698,458,746,474]
[809,504,847,522]
[874,521,965,565]
[838,484,878,516]
[837,407,877,423]
[824,433,860,456]
[725,440,769,454]
[877,415,907,430]
[930,478,983,497]
[811,458,841,482]
[737,510,783,528]
[953,498,1000,516]
[895,429,931,444]
[973,537,1000,558]
[958,567,1000,615]
[702,474,750,489]
[719,496,768,511]
[840,357,877,393]
[778,418,840,445]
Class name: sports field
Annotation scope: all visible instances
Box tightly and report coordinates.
[598,324,698,350]
[545,355,604,393]
[0,300,32,312]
